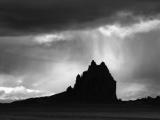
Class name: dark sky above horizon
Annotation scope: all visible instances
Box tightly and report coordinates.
[0,0,160,101]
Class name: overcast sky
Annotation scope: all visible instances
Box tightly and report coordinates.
[0,0,160,101]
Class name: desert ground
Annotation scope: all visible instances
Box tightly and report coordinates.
[0,104,160,120]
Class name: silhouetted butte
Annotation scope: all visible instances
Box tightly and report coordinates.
[11,60,118,105]
[52,60,118,103]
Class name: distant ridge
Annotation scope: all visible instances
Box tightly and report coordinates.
[3,60,160,106]
[11,60,118,105]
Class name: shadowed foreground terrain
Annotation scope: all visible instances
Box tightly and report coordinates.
[0,61,160,120]
[0,104,160,120]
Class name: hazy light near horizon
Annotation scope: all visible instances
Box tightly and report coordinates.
[0,86,43,100]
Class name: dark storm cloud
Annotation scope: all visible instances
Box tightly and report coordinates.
[0,0,160,35]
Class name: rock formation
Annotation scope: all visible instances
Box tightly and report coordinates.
[65,60,118,103]
[12,60,118,105]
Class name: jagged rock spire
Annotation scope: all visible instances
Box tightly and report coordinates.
[66,60,118,103]
[91,60,97,66]
[88,60,97,70]
[100,61,109,71]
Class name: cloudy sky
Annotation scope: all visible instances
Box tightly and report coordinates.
[0,0,160,102]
